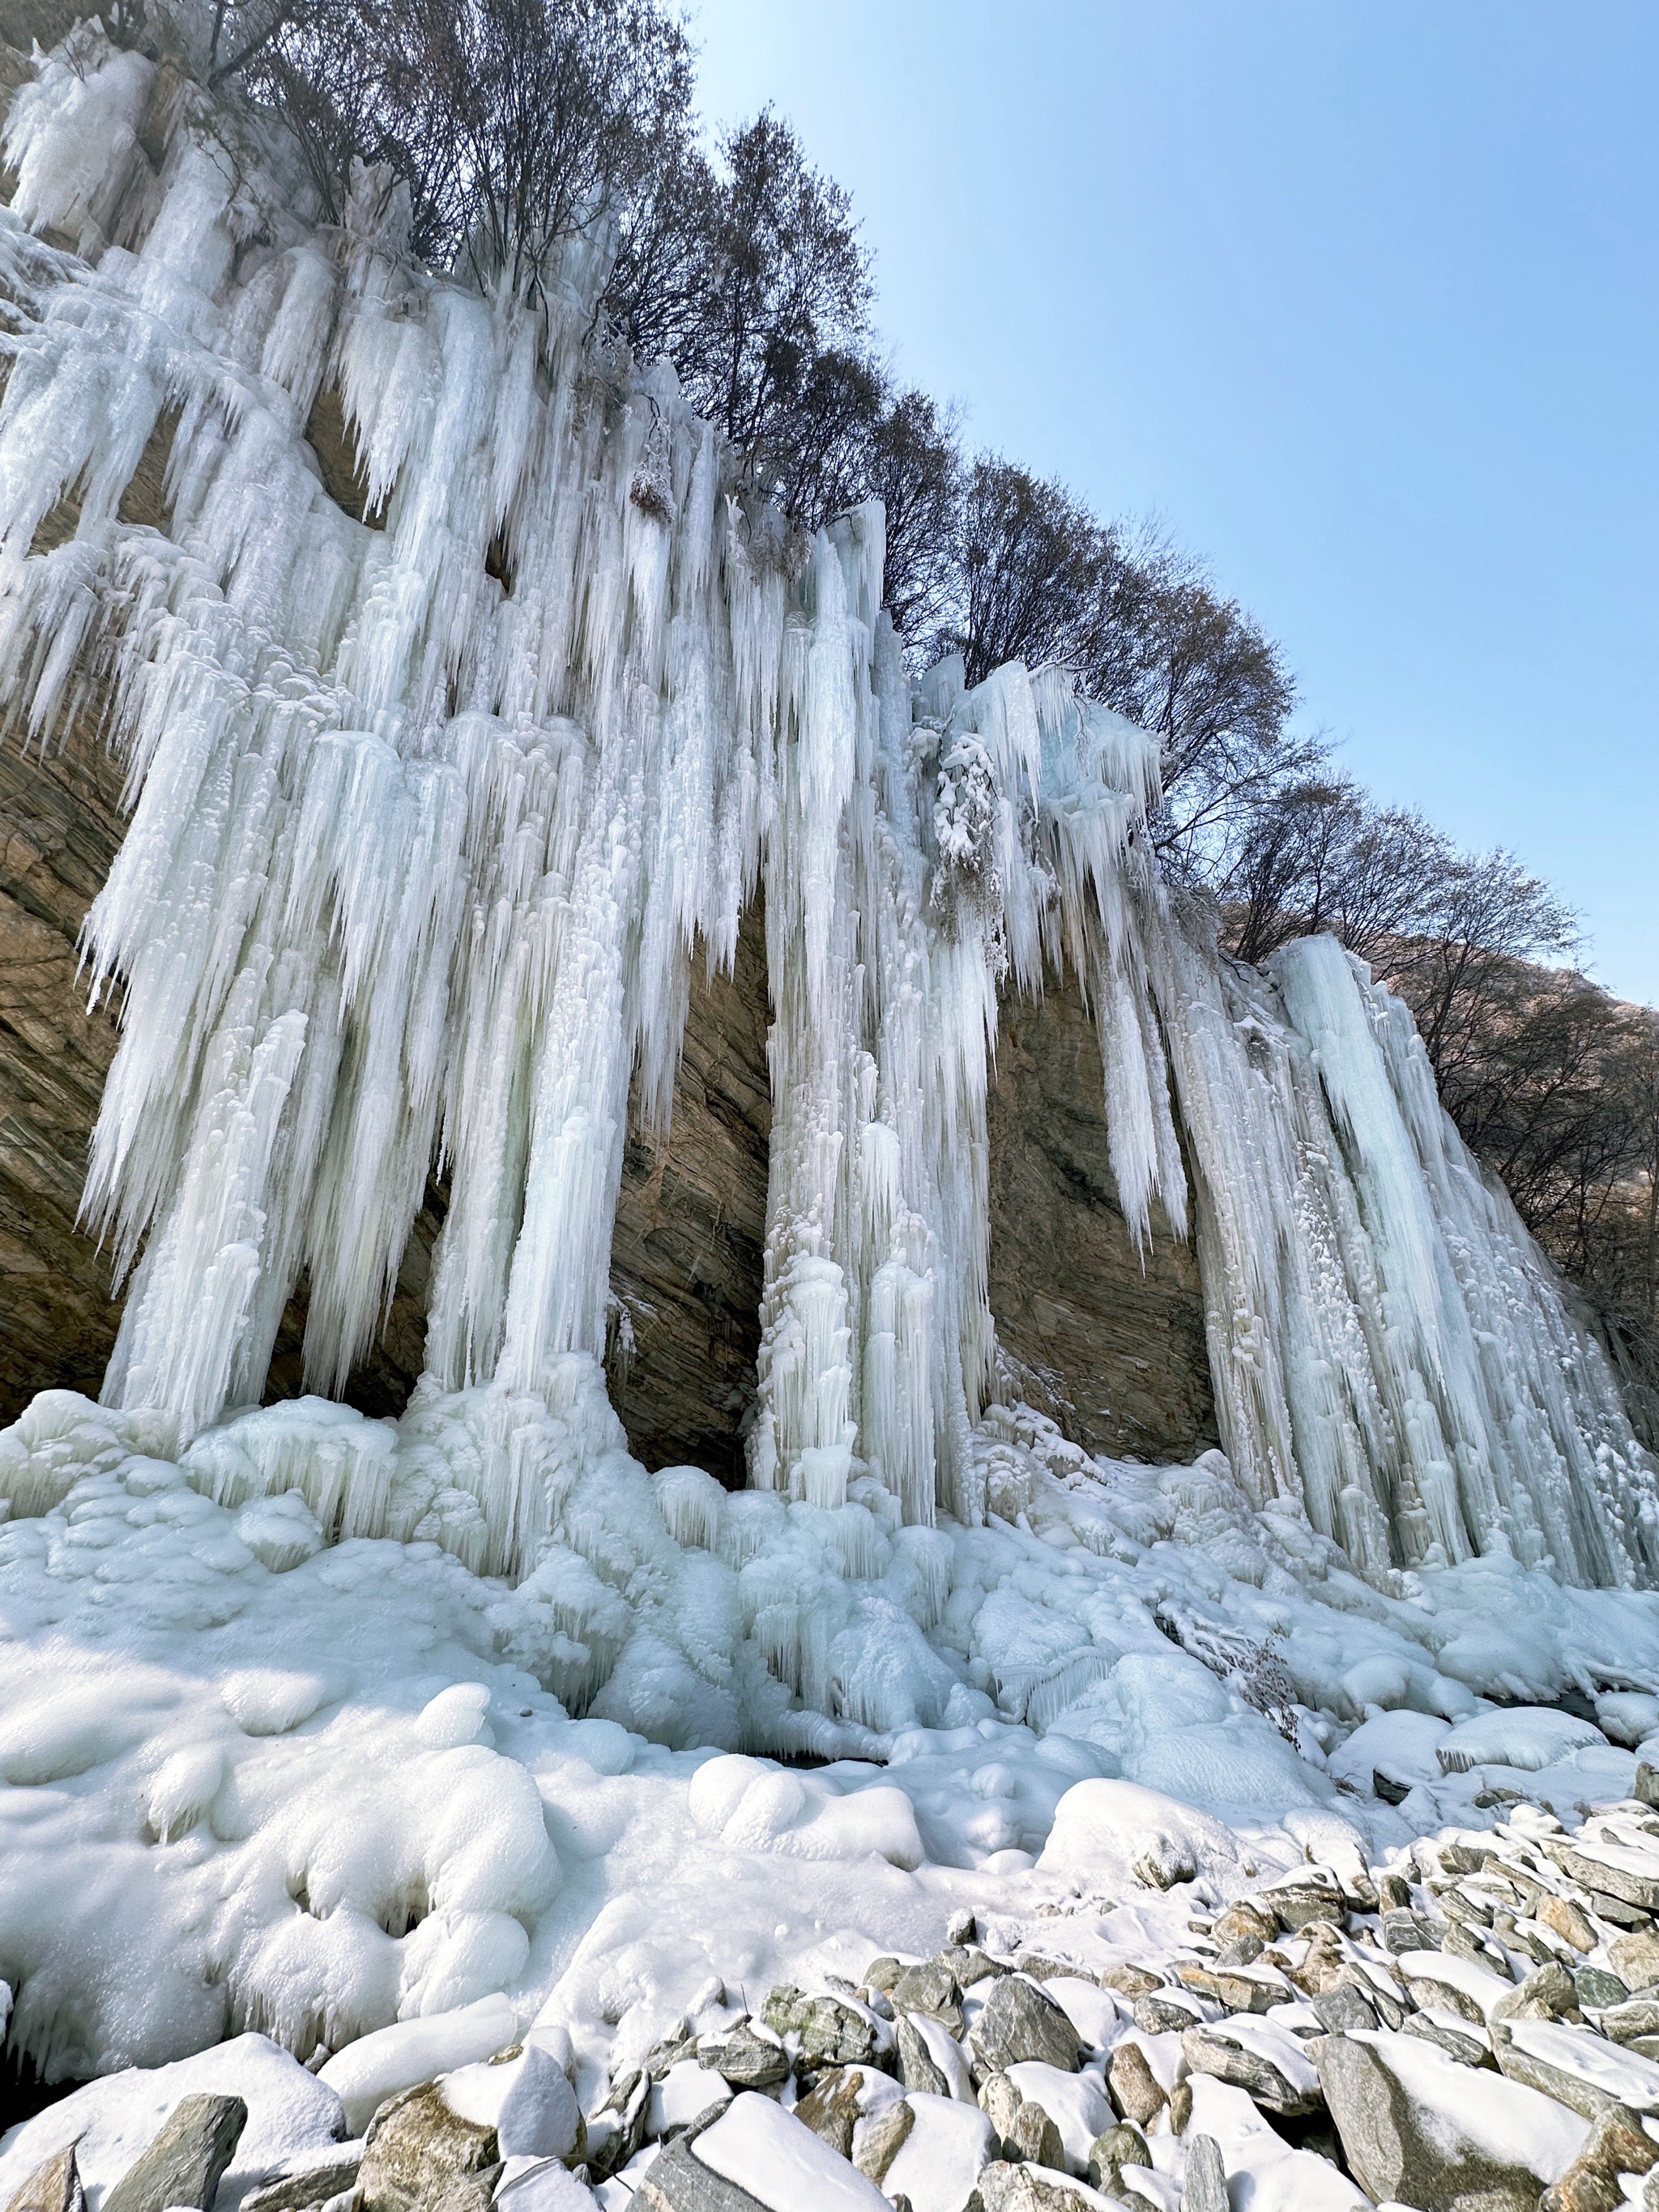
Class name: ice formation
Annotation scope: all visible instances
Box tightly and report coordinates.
[2,19,1659,2095]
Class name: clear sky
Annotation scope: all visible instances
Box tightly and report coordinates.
[690,1,1658,1006]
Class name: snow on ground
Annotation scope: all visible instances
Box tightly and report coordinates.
[4,1377,1659,2099]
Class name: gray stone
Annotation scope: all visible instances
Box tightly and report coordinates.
[1611,1932,1659,1991]
[1538,2104,1657,2212]
[1311,1983,1379,2035]
[586,2065,650,2181]
[355,2082,500,2212]
[1100,1964,1164,2001]
[1167,2080,1193,2135]
[1316,2032,1566,2212]
[1106,2039,1167,2127]
[1180,2025,1322,2116]
[854,2099,915,2184]
[1597,1998,1659,2044]
[241,2154,365,2212]
[889,1959,964,2035]
[1544,1842,1659,1913]
[697,2023,791,2090]
[1135,1992,1210,2035]
[2,2145,83,2212]
[970,2163,1102,2211]
[1492,2022,1657,2123]
[967,1975,1081,2077]
[102,2094,248,2212]
[1181,2132,1228,2212]
[895,2017,949,2098]
[1493,1963,1581,2025]
[1217,1934,1264,1966]
[1176,1962,1292,2014]
[795,2068,862,2159]
[1383,1907,1444,1954]
[1403,2012,1495,2069]
[636,2134,768,2211]
[1572,1968,1628,2012]
[1007,2100,1065,2171]
[940,1945,1009,1988]
[1211,1902,1277,1949]
[864,1957,906,1992]
[1262,1879,1346,1933]
[1086,2122,1150,2193]
[646,2026,701,2080]
[763,1984,888,2069]
[979,2071,1023,2143]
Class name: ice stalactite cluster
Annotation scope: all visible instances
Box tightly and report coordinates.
[0,18,1654,1675]
[1148,921,1659,1587]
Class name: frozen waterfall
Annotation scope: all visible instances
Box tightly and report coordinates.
[0,23,1653,1618]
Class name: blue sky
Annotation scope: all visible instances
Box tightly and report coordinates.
[692,2,1658,1006]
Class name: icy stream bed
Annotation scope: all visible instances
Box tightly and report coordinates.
[3,1377,1658,2095]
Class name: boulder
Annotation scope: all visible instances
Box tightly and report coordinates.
[1402,2012,1495,2069]
[1259,1873,1346,1932]
[1133,1993,1210,2036]
[895,2018,949,2098]
[852,2099,914,2184]
[1537,2105,1658,2212]
[1181,2132,1227,2212]
[1098,1964,1163,2001]
[1085,2122,1149,2194]
[442,2045,581,2160]
[969,2163,1109,2210]
[1596,1999,1659,2045]
[966,1978,1082,2078]
[1495,2017,1659,2120]
[1540,1898,1597,1954]
[635,2139,770,2211]
[679,2093,889,2210]
[585,2066,650,2182]
[1542,1839,1659,1915]
[1176,1962,1292,2014]
[1311,1984,1379,2035]
[240,2150,365,2212]
[1316,2030,1591,2212]
[1106,2041,1167,2128]
[355,2082,500,2212]
[1573,1969,1629,2011]
[795,2070,863,2159]
[1610,1932,1659,1992]
[1493,1965,1582,2026]
[940,1946,1008,1988]
[1181,2022,1322,2116]
[1384,1907,1444,1954]
[889,1962,965,2036]
[102,2095,247,2212]
[762,1985,889,2071]
[697,2023,791,2090]
[2,2146,83,2212]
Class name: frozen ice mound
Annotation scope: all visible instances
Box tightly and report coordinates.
[3,1376,1659,2086]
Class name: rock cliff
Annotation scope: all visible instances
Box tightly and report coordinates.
[0,710,1213,1469]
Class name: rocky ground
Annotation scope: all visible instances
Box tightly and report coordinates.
[11,1771,1659,2212]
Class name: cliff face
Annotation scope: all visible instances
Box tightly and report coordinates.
[987,978,1216,1463]
[0,707,127,1420]
[0,707,1215,1469]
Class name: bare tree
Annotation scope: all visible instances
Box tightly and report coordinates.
[245,0,692,293]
